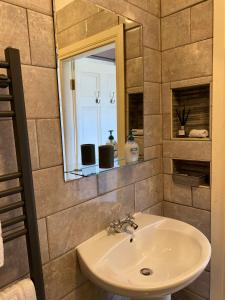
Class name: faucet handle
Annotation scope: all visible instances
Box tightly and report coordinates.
[108,219,121,234]
[126,213,135,220]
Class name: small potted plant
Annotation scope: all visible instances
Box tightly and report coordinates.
[176,105,190,137]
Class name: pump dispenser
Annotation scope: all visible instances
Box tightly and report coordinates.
[125,130,139,163]
[106,130,118,158]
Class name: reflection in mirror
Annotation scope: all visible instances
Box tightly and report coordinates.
[54,0,144,181]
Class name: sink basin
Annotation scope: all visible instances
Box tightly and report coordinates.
[76,213,211,300]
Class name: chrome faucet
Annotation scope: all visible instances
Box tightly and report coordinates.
[108,213,138,234]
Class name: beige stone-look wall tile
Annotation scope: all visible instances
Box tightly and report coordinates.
[170,76,212,89]
[36,119,62,168]
[163,158,173,174]
[126,57,143,88]
[192,186,211,211]
[47,185,135,258]
[187,270,210,299]
[191,0,213,42]
[43,250,85,300]
[162,9,191,50]
[57,22,87,49]
[163,114,171,139]
[27,120,39,170]
[144,145,162,160]
[147,0,160,17]
[22,65,59,119]
[3,0,52,15]
[86,10,118,37]
[0,120,17,175]
[144,48,161,83]
[33,166,98,218]
[0,237,29,288]
[127,0,148,10]
[0,1,30,64]
[38,218,50,264]
[125,27,142,60]
[98,159,162,194]
[163,201,211,239]
[135,174,163,211]
[63,281,110,300]
[163,141,211,161]
[143,14,160,50]
[161,0,206,17]
[28,10,56,68]
[144,115,162,147]
[56,0,99,33]
[161,83,171,114]
[162,39,213,82]
[164,174,192,206]
[143,202,163,216]
[144,82,161,115]
[173,288,206,300]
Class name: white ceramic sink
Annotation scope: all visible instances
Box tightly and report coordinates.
[76,213,211,300]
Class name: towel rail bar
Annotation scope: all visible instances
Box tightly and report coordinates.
[3,228,27,243]
[0,201,24,214]
[0,186,23,198]
[0,172,22,182]
[0,111,15,117]
[2,215,26,228]
[0,95,13,101]
[0,61,9,68]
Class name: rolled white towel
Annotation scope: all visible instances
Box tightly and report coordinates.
[132,129,143,136]
[0,221,4,268]
[189,129,209,138]
[0,279,37,300]
[17,280,37,300]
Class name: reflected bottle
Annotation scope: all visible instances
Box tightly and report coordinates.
[106,130,118,158]
[125,130,139,163]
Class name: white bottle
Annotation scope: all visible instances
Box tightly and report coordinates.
[125,130,139,163]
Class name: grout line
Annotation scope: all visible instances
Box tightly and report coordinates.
[25,9,32,65]
[162,74,213,85]
[161,0,207,18]
[164,200,211,212]
[27,117,60,121]
[0,0,52,17]
[33,119,40,170]
[43,217,51,265]
[125,0,160,18]
[21,62,56,70]
[39,173,163,220]
[161,37,213,52]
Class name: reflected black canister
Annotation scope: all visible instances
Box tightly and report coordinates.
[81,144,96,165]
[99,145,114,168]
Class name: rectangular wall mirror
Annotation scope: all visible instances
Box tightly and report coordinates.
[54,0,144,181]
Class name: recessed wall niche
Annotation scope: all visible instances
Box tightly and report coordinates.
[172,84,210,139]
[173,159,210,187]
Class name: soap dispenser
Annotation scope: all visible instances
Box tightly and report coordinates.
[106,130,118,158]
[125,130,139,163]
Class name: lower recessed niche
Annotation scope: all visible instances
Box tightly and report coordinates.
[172,84,210,139]
[173,159,210,187]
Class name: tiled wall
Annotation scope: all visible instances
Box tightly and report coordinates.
[0,1,162,300]
[161,1,213,299]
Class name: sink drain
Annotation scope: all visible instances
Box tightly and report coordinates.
[140,268,153,276]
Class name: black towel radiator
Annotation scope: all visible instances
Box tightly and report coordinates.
[0,48,45,299]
